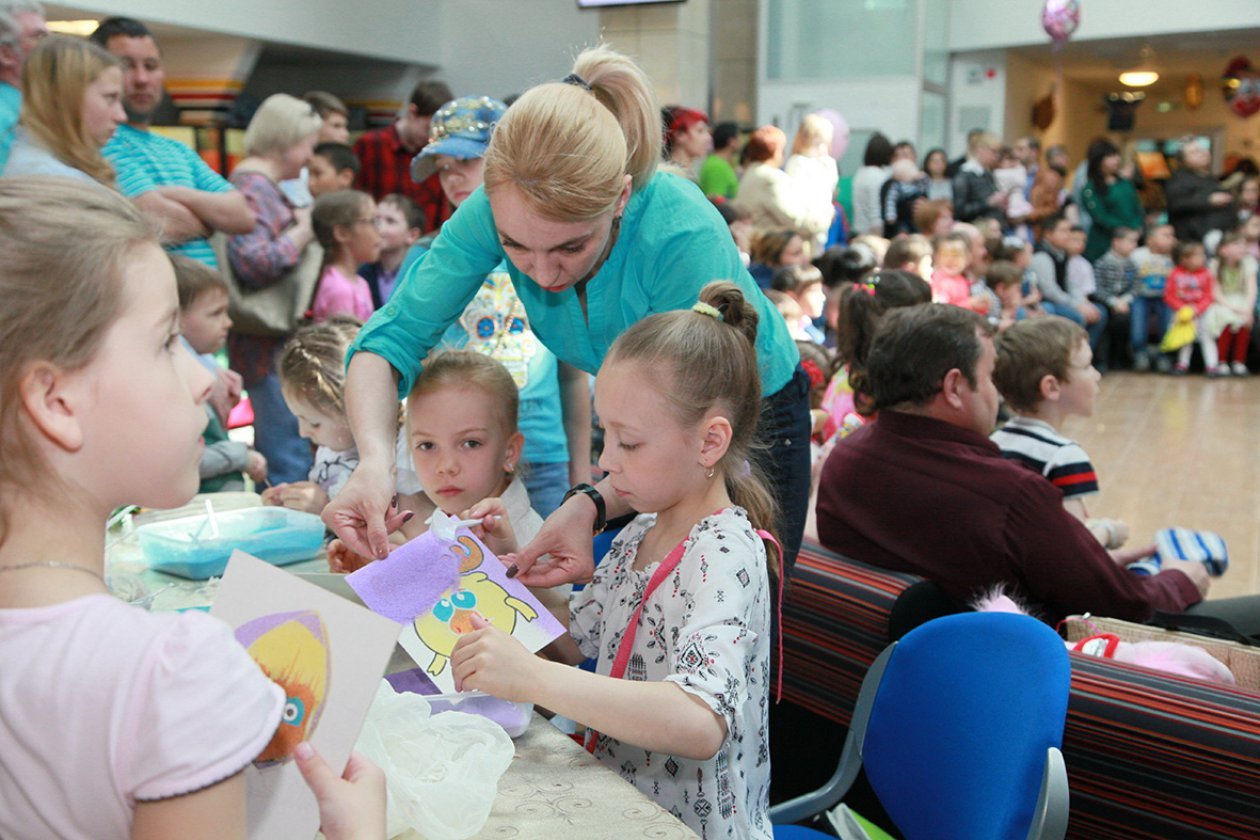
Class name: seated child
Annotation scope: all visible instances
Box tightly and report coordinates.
[931,232,989,312]
[881,232,933,282]
[310,190,381,323]
[1165,241,1222,376]
[766,289,808,342]
[307,142,359,198]
[985,260,1027,330]
[771,263,827,343]
[1129,223,1176,372]
[172,255,267,492]
[1065,225,1109,357]
[266,319,421,514]
[1206,231,1258,375]
[991,317,1130,550]
[450,283,777,840]
[361,193,422,309]
[0,179,382,838]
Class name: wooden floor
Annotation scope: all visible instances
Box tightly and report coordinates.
[1061,372,1259,601]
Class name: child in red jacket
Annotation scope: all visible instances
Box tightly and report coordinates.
[1164,241,1223,376]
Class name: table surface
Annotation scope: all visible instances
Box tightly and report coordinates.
[424,715,700,840]
[108,495,699,840]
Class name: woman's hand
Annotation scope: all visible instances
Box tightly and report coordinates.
[502,492,598,587]
[294,744,386,840]
[261,480,328,514]
[460,498,519,557]
[451,614,542,700]
[322,462,401,560]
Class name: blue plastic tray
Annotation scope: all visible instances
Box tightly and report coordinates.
[136,507,325,579]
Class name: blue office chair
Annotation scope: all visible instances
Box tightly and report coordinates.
[770,612,1071,840]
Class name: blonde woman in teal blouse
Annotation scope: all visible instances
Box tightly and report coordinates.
[326,44,810,579]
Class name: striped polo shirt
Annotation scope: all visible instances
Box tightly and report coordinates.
[991,415,1099,499]
[103,124,233,268]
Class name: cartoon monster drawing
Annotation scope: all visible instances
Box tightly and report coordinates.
[234,610,330,766]
[413,571,538,677]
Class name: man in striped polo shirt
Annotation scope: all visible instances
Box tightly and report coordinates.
[90,17,254,268]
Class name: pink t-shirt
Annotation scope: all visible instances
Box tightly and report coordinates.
[930,270,973,308]
[0,595,284,839]
[312,265,374,323]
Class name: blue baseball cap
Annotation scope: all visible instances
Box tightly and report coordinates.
[410,95,508,182]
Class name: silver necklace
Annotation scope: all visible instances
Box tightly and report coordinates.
[0,561,106,583]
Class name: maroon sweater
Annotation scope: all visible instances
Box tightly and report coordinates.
[816,411,1201,623]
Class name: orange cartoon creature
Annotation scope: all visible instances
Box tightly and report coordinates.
[234,610,330,766]
[413,536,538,676]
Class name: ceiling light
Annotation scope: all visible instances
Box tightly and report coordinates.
[1119,45,1159,88]
[47,19,100,37]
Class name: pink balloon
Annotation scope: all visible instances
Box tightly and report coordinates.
[1041,0,1081,47]
[813,108,850,161]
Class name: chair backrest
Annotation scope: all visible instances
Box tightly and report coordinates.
[861,612,1070,840]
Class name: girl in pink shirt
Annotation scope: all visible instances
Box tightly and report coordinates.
[0,179,383,839]
[311,189,381,323]
[930,232,989,313]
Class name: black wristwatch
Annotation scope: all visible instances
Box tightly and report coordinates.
[563,483,607,535]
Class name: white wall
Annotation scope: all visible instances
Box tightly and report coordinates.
[949,0,1260,51]
[947,49,1004,155]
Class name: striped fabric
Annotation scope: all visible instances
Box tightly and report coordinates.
[991,416,1100,500]
[782,541,1260,839]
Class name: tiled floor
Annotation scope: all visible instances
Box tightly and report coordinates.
[1061,372,1259,601]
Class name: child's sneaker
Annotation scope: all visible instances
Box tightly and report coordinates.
[1207,364,1228,378]
[1172,363,1189,376]
[1232,362,1249,376]
[1133,351,1151,372]
[1155,355,1173,374]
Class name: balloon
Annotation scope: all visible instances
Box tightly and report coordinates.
[1222,57,1260,119]
[813,108,850,160]
[1041,0,1080,49]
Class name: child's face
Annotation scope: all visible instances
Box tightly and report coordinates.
[1057,339,1100,419]
[82,66,126,148]
[1241,179,1259,207]
[997,282,1022,309]
[340,198,382,265]
[1113,233,1140,259]
[283,390,355,451]
[1148,226,1175,254]
[434,153,486,208]
[80,244,214,510]
[935,244,968,275]
[778,235,808,268]
[1179,247,1206,271]
[1244,216,1260,242]
[375,203,419,253]
[318,112,350,145]
[180,287,232,355]
[1218,238,1246,264]
[797,281,826,319]
[594,360,715,516]
[408,384,522,516]
[307,153,353,197]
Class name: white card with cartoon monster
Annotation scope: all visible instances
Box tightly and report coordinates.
[350,521,565,694]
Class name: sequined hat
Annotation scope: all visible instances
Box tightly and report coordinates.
[410,95,508,182]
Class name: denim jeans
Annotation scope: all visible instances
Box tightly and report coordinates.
[1043,300,1107,352]
[756,366,813,576]
[522,460,569,519]
[248,371,313,486]
[1129,296,1170,353]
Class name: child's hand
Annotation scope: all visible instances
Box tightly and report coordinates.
[328,538,377,574]
[245,450,269,485]
[294,743,386,840]
[451,614,540,700]
[460,498,519,556]
[265,481,329,514]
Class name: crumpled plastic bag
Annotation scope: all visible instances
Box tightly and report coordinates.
[1160,304,1197,352]
[355,681,514,839]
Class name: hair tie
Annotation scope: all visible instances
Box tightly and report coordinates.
[561,73,592,91]
[692,301,723,321]
[800,358,826,390]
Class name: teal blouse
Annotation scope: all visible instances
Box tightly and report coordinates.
[352,171,798,397]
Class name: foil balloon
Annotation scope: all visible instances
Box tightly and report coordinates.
[813,108,850,160]
[1041,0,1081,50]
[1222,57,1260,119]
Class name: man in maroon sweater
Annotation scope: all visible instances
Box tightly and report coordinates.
[816,305,1207,624]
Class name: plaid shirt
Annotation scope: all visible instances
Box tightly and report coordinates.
[352,123,452,233]
[225,170,299,386]
[1093,250,1137,307]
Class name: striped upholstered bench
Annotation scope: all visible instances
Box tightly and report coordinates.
[777,540,1260,839]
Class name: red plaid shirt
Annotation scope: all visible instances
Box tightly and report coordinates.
[352,123,452,233]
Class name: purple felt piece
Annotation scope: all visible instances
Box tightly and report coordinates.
[346,532,460,624]
[385,667,440,695]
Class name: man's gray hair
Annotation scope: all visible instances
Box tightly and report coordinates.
[0,1,43,49]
